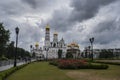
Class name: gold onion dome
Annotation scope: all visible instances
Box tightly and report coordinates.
[54,31,58,35]
[46,24,50,29]
[67,42,79,48]
[75,44,79,48]
[35,42,39,47]
[67,44,71,47]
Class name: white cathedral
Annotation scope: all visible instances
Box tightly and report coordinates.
[31,24,67,60]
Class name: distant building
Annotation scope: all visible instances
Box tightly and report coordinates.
[67,42,80,58]
[32,42,44,60]
[31,24,82,60]
[83,48,120,59]
[94,48,120,58]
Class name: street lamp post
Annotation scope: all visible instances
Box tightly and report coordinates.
[89,37,94,61]
[14,27,19,67]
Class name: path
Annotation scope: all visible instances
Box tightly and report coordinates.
[0,59,36,71]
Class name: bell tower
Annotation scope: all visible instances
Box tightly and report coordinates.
[53,31,58,42]
[44,24,50,50]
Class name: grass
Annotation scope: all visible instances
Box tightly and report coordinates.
[66,65,120,80]
[0,63,28,80]
[6,62,73,80]
[6,62,120,80]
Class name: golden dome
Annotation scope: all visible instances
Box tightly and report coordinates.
[46,24,50,29]
[67,42,80,48]
[35,42,39,47]
[54,31,58,35]
[67,44,71,47]
[75,44,79,48]
[71,42,77,46]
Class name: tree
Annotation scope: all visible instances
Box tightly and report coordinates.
[66,52,73,58]
[0,23,10,57]
[0,23,31,60]
[58,49,62,59]
[6,41,15,59]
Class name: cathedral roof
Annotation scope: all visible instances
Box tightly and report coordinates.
[35,42,39,47]
[67,42,79,48]
[54,31,58,35]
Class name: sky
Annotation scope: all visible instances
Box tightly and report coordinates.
[0,0,120,51]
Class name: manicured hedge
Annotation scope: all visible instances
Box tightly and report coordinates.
[94,61,120,66]
[0,64,28,80]
[49,59,109,69]
[49,60,58,66]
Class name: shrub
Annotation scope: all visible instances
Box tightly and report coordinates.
[0,55,8,61]
[49,60,58,66]
[90,64,109,69]
[49,59,109,69]
[94,61,120,66]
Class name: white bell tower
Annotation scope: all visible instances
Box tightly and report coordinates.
[44,24,50,50]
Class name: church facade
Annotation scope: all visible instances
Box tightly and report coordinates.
[43,24,67,59]
[32,24,67,60]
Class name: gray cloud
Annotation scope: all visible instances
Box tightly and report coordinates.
[22,0,57,9]
[42,0,118,32]
[47,8,74,32]
[23,0,37,8]
[70,0,117,22]
[0,0,120,51]
[93,19,120,45]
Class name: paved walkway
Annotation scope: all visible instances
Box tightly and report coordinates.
[0,61,26,71]
[0,59,36,71]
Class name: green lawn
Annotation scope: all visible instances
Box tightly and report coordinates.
[7,62,120,80]
[7,62,73,80]
[66,65,120,80]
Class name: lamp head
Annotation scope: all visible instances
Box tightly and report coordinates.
[89,37,94,43]
[15,27,19,34]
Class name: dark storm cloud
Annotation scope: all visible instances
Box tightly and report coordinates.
[70,0,117,22]
[22,0,59,9]
[0,0,30,16]
[38,7,72,32]
[43,0,117,32]
[92,18,120,45]
[23,0,37,8]
[0,0,59,17]
[0,0,61,50]
[1,0,120,50]
[93,19,115,33]
[47,8,74,32]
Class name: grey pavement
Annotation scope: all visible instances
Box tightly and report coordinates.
[0,59,36,72]
[0,61,26,71]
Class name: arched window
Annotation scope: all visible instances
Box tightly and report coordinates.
[61,45,62,48]
[53,43,56,47]
[51,42,52,47]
